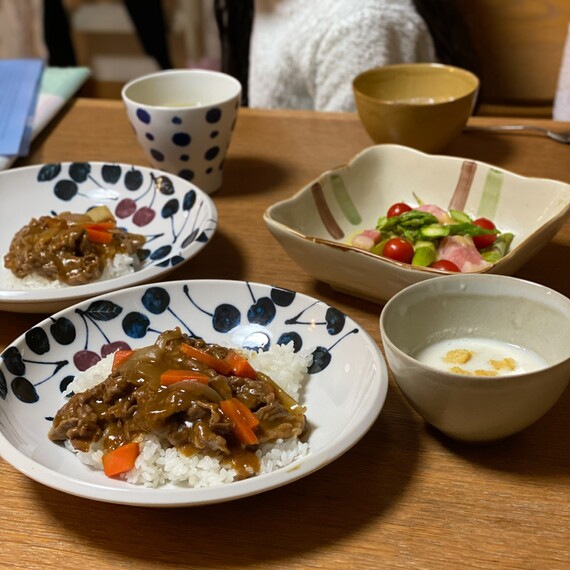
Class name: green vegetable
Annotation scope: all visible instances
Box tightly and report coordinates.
[420,224,450,239]
[448,223,499,237]
[412,241,436,266]
[481,233,514,262]
[450,209,472,224]
[377,211,439,243]
[377,210,438,232]
[371,238,388,256]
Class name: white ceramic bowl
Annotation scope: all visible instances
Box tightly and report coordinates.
[264,144,570,304]
[0,162,217,313]
[0,279,388,506]
[122,69,241,195]
[380,274,570,442]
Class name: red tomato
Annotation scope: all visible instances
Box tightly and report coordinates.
[382,238,414,264]
[472,217,497,249]
[430,260,460,272]
[387,202,412,218]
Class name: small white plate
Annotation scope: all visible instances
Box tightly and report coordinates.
[0,280,388,507]
[0,162,217,313]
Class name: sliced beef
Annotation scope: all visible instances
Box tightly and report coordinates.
[49,330,307,477]
[255,400,306,443]
[4,211,145,285]
[227,375,276,409]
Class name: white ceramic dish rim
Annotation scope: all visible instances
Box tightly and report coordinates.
[0,162,218,307]
[122,69,242,110]
[263,144,570,276]
[379,274,570,380]
[0,279,389,507]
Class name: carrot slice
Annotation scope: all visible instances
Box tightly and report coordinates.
[85,221,116,231]
[220,398,259,445]
[112,349,134,370]
[224,350,257,379]
[160,369,210,386]
[179,343,232,375]
[231,397,259,428]
[102,442,139,477]
[86,227,112,244]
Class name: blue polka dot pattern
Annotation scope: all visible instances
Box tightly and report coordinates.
[204,147,220,161]
[178,169,194,181]
[128,96,240,192]
[136,109,151,124]
[206,108,222,123]
[151,149,165,162]
[172,132,191,146]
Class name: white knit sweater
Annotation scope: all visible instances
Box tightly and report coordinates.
[249,0,437,112]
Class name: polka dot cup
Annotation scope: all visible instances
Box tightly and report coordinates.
[122,69,242,195]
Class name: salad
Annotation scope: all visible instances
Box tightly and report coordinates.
[350,200,513,273]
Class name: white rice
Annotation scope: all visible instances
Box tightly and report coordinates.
[65,341,312,487]
[0,253,137,290]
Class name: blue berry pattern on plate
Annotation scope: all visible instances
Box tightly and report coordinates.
[0,162,218,313]
[36,162,216,270]
[0,279,388,507]
[0,281,361,405]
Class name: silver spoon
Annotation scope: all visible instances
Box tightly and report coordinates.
[464,124,570,144]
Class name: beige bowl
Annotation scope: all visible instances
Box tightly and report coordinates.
[264,144,570,305]
[380,275,570,442]
[353,63,479,153]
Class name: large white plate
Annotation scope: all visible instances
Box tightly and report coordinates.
[0,162,217,313]
[0,280,388,507]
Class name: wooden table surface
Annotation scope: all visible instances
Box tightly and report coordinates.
[1,99,569,570]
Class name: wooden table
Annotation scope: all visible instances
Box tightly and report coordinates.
[2,100,569,570]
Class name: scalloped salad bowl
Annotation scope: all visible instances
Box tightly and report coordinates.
[0,279,388,506]
[264,144,570,304]
[0,162,217,313]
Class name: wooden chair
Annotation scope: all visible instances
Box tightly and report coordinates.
[453,0,570,117]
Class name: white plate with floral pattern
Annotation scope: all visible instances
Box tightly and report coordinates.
[0,162,217,313]
[0,279,388,506]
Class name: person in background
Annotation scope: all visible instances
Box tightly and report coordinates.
[42,0,173,70]
[214,0,477,112]
[214,0,255,106]
[0,0,47,60]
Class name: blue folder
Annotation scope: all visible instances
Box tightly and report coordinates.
[0,59,44,156]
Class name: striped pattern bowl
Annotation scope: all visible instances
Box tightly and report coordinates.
[264,144,570,304]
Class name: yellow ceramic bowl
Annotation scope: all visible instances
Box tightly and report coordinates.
[353,63,479,153]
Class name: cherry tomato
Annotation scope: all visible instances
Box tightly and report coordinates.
[472,217,497,249]
[382,237,414,264]
[387,202,412,218]
[430,260,460,272]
